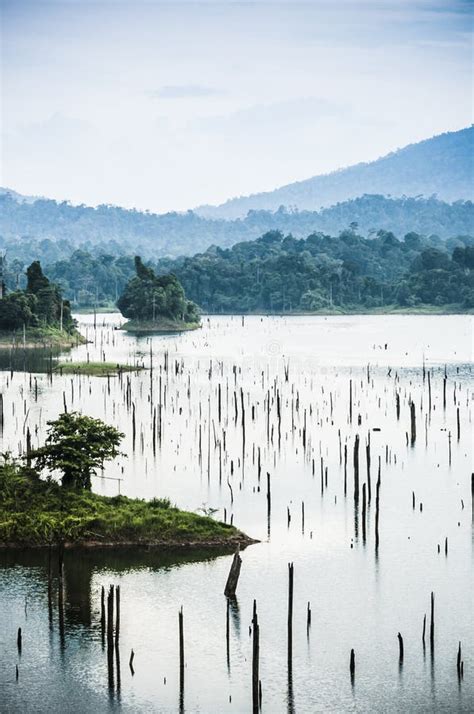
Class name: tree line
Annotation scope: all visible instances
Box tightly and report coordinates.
[1,192,473,262]
[13,228,471,313]
[1,228,472,316]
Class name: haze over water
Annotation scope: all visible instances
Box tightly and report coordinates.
[1,314,473,712]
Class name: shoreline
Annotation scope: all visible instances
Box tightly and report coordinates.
[0,329,86,349]
[0,534,258,551]
[73,306,472,318]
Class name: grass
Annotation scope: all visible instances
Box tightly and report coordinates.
[0,325,86,348]
[54,361,144,376]
[122,318,201,333]
[0,461,253,549]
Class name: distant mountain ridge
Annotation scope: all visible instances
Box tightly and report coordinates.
[0,194,472,264]
[195,127,473,219]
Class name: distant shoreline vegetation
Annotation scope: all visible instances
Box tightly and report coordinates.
[0,260,84,346]
[15,229,473,315]
[117,256,200,332]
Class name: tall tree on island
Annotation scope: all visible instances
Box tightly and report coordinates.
[117,256,200,325]
[0,259,75,332]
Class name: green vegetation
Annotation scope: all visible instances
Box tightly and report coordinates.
[117,256,200,330]
[0,413,251,548]
[164,230,474,313]
[121,319,201,333]
[1,191,472,266]
[54,362,144,376]
[0,259,82,343]
[30,412,123,490]
[0,457,250,548]
[1,223,472,316]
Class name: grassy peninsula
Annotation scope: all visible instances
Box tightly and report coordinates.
[0,460,252,549]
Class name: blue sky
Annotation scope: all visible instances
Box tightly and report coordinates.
[1,0,472,211]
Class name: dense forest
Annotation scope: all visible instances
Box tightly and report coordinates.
[0,260,75,332]
[117,257,199,326]
[2,229,470,314]
[0,191,472,262]
[159,230,474,312]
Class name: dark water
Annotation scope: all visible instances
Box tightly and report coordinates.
[0,314,473,712]
[0,345,64,374]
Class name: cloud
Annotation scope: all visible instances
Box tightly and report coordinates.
[150,85,224,99]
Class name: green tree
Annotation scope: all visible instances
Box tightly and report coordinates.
[29,412,124,489]
[117,256,200,323]
[0,291,37,330]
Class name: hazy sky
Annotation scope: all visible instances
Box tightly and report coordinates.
[1,0,472,212]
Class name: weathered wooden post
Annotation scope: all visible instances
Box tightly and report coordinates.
[107,585,114,646]
[100,585,106,648]
[375,458,381,554]
[350,649,355,682]
[115,585,120,645]
[353,435,360,503]
[287,563,294,662]
[17,627,22,654]
[252,600,260,714]
[107,585,114,691]
[362,483,367,544]
[430,592,435,651]
[179,606,185,712]
[398,632,404,665]
[224,548,242,597]
[457,642,463,680]
[410,400,416,446]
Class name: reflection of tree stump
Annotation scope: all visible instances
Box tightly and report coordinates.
[224,548,242,597]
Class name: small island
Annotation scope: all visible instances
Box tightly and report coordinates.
[0,260,84,347]
[0,413,252,550]
[117,256,200,333]
[54,361,144,377]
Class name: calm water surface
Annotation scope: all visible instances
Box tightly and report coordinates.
[1,314,473,712]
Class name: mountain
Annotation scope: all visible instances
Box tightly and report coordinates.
[0,193,472,265]
[0,187,41,204]
[195,127,474,219]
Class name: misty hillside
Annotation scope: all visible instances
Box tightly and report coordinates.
[196,127,473,219]
[0,192,472,263]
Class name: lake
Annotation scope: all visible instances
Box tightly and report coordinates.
[1,313,473,712]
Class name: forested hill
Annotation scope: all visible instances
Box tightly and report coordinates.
[196,127,473,218]
[156,230,474,313]
[3,229,468,314]
[0,192,472,263]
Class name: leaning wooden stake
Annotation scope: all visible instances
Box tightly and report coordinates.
[398,632,404,665]
[224,548,242,597]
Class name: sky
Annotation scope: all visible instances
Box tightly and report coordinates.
[0,0,472,213]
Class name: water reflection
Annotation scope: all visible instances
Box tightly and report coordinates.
[1,315,473,713]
